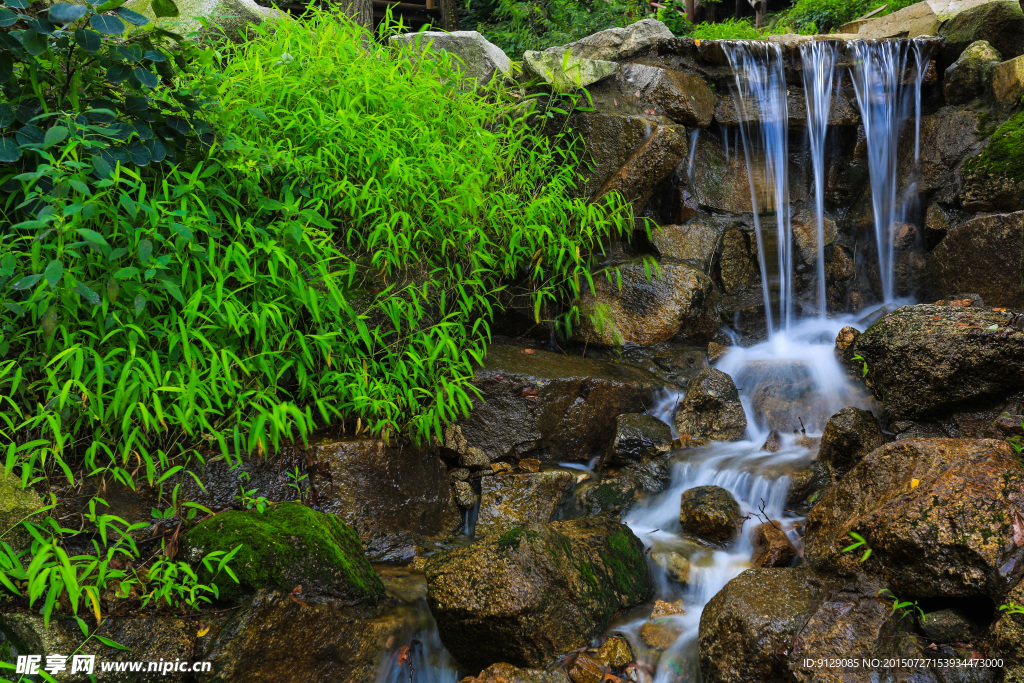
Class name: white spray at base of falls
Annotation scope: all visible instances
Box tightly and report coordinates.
[850,39,928,303]
[800,40,838,319]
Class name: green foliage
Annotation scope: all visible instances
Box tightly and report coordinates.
[877,588,926,623]
[852,353,869,377]
[771,0,919,34]
[1002,601,1024,615]
[841,531,872,562]
[964,109,1024,181]
[689,17,764,39]
[468,0,646,56]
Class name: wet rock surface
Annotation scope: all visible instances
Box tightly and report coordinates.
[605,413,672,465]
[750,521,797,568]
[818,406,884,479]
[673,367,747,442]
[425,517,652,670]
[475,470,576,537]
[460,663,571,683]
[943,39,1001,103]
[452,343,662,464]
[850,304,1024,419]
[679,485,743,545]
[805,438,1024,601]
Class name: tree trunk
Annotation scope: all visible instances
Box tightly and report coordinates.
[439,0,460,31]
[342,0,373,30]
[686,0,695,23]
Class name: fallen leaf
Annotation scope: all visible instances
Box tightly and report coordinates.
[911,478,920,489]
[197,625,210,637]
[994,308,1007,312]
[613,98,618,106]
[521,348,535,354]
[695,39,701,46]
[396,645,412,666]
[289,584,308,606]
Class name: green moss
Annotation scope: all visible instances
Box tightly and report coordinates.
[181,502,383,605]
[605,529,650,601]
[593,482,630,510]
[496,527,540,551]
[965,110,1024,180]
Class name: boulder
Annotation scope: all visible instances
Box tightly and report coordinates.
[454,481,477,509]
[549,19,673,62]
[649,215,724,272]
[460,663,571,683]
[0,473,42,552]
[571,477,638,516]
[180,501,385,604]
[923,203,951,247]
[855,1,941,39]
[804,438,1024,601]
[994,579,1024,681]
[391,31,511,88]
[699,567,932,683]
[850,304,1024,418]
[589,62,715,127]
[425,517,652,669]
[475,470,576,537]
[919,608,978,643]
[939,0,1024,62]
[718,228,760,295]
[750,521,797,568]
[817,406,884,479]
[596,635,633,668]
[790,208,838,267]
[993,54,1024,105]
[652,549,691,583]
[576,259,718,346]
[605,413,672,465]
[943,40,1002,104]
[679,485,743,545]
[567,652,606,683]
[197,589,405,683]
[925,211,1023,309]
[523,50,618,90]
[689,132,753,214]
[125,0,280,39]
[451,343,661,464]
[673,367,747,442]
[908,105,982,197]
[961,110,1024,212]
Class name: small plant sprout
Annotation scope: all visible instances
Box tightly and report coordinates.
[842,531,873,562]
[878,588,926,623]
[1001,602,1024,615]
[851,353,869,377]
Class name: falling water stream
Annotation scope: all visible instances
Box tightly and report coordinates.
[376,38,927,683]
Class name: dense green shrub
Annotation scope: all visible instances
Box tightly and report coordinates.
[771,0,918,34]
[467,0,646,57]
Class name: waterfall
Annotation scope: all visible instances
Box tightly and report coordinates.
[849,39,928,303]
[723,42,792,334]
[799,40,838,318]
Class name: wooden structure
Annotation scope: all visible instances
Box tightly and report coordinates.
[372,0,460,31]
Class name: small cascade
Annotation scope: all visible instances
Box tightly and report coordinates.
[376,599,460,683]
[723,42,792,334]
[799,40,838,318]
[849,39,928,302]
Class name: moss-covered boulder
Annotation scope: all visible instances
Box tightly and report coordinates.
[939,0,1024,62]
[425,517,652,670]
[850,304,1024,418]
[679,485,743,545]
[180,502,384,605]
[0,473,41,553]
[461,663,571,683]
[995,579,1024,682]
[943,40,1002,104]
[673,367,747,442]
[124,0,281,40]
[576,258,718,346]
[962,110,1024,212]
[805,438,1024,602]
[924,211,1023,309]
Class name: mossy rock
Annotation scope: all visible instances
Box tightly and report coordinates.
[962,111,1024,212]
[0,473,42,553]
[425,516,652,670]
[180,502,383,605]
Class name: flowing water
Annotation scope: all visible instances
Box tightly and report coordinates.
[376,38,926,683]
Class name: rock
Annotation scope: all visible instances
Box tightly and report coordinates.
[944,40,1002,103]
[760,430,782,452]
[523,50,618,90]
[707,341,727,363]
[689,132,754,214]
[606,413,672,465]
[718,228,760,295]
[835,325,859,354]
[939,0,1024,62]
[426,517,652,669]
[961,110,1024,212]
[125,0,280,40]
[853,1,941,40]
[391,31,511,88]
[923,203,951,247]
[550,19,673,62]
[180,501,384,604]
[699,567,930,683]
[451,467,472,481]
[454,481,477,509]
[649,216,724,271]
[925,211,1023,309]
[652,550,691,583]
[475,470,576,537]
[750,522,797,568]
[790,208,838,266]
[920,608,977,643]
[452,343,661,464]
[818,407,884,479]
[994,579,1024,680]
[910,105,982,198]
[197,589,404,683]
[0,473,42,552]
[673,368,747,442]
[567,652,605,683]
[619,457,673,495]
[462,664,571,683]
[491,461,514,474]
[850,304,1024,418]
[596,635,632,668]
[616,340,709,388]
[993,54,1024,105]
[572,477,638,516]
[804,438,1024,601]
[679,485,743,545]
[518,458,541,472]
[0,612,220,683]
[576,259,718,346]
[589,62,714,127]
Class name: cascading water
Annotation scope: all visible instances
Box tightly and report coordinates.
[799,40,838,318]
[849,39,928,302]
[723,42,792,333]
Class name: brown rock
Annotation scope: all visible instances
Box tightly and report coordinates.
[673,368,747,442]
[475,470,575,537]
[518,458,541,473]
[719,229,760,295]
[596,635,633,668]
[707,341,727,363]
[567,652,605,683]
[454,481,477,509]
[818,406,884,479]
[679,485,743,545]
[834,326,859,354]
[461,663,571,683]
[750,521,797,568]
[993,54,1024,105]
[791,208,838,266]
[649,215,724,272]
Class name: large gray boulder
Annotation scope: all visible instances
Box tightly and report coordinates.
[125,0,281,39]
[925,211,1023,309]
[392,31,511,87]
[523,50,618,90]
[938,0,1024,62]
[818,406,884,479]
[587,62,715,127]
[547,19,673,62]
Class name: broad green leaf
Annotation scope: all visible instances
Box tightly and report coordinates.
[18,29,49,56]
[76,228,109,247]
[47,3,88,23]
[75,282,100,305]
[133,66,157,88]
[0,103,14,129]
[95,0,129,11]
[143,49,166,61]
[152,0,179,17]
[0,137,20,163]
[106,63,131,83]
[44,259,62,288]
[74,28,102,52]
[11,274,42,290]
[138,239,153,263]
[0,53,13,80]
[43,126,68,149]
[113,267,139,280]
[0,8,17,27]
[89,13,125,35]
[115,7,149,25]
